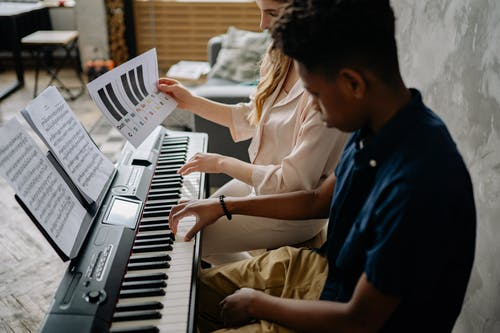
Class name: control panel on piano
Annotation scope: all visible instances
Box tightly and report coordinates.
[39,127,207,333]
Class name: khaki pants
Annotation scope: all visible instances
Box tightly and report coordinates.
[204,180,327,265]
[198,246,328,333]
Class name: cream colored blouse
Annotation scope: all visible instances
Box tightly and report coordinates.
[229,76,349,195]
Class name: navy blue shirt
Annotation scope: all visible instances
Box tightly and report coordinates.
[319,89,476,333]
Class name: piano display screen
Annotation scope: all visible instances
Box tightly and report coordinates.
[104,198,141,229]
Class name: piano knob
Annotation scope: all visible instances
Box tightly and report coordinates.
[85,290,107,304]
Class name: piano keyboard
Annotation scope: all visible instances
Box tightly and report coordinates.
[39,127,207,333]
[109,135,203,333]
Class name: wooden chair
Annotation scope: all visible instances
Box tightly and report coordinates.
[21,30,85,100]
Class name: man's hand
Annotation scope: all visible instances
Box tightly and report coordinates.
[168,198,224,241]
[220,288,265,328]
[177,152,225,176]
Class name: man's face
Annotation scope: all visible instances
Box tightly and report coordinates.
[297,61,366,132]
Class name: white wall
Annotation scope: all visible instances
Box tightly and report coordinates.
[392,1,500,332]
[74,0,109,64]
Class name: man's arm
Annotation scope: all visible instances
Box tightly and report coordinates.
[168,173,336,241]
[222,273,400,333]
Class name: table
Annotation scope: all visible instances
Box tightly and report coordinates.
[0,2,51,100]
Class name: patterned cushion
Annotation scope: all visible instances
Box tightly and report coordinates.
[208,27,270,84]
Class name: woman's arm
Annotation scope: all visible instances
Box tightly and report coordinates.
[168,173,336,241]
[158,78,234,128]
[177,152,255,186]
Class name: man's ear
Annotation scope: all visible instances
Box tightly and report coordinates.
[338,68,366,100]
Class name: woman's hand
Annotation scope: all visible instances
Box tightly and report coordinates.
[220,288,265,328]
[177,152,226,176]
[157,77,196,110]
[168,198,224,241]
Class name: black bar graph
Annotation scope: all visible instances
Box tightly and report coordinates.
[105,83,128,117]
[98,88,122,122]
[137,65,149,97]
[128,69,144,101]
[121,73,139,106]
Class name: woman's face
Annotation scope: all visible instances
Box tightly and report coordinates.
[256,0,288,30]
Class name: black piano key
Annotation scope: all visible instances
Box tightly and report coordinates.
[132,244,172,253]
[129,254,171,263]
[152,174,183,181]
[115,301,164,312]
[136,232,174,241]
[150,181,181,189]
[159,148,187,154]
[112,310,162,322]
[163,136,188,142]
[123,272,168,282]
[134,237,173,246]
[156,162,184,169]
[132,244,173,253]
[163,137,189,142]
[120,288,166,298]
[144,203,173,210]
[145,201,176,207]
[163,141,188,145]
[142,210,171,219]
[154,169,178,175]
[147,188,180,195]
[157,152,186,160]
[139,223,170,232]
[147,193,179,201]
[156,158,185,165]
[138,216,170,224]
[127,261,170,271]
[109,325,159,333]
[121,279,167,290]
[161,141,187,146]
[155,163,184,169]
[138,219,169,227]
[144,199,178,206]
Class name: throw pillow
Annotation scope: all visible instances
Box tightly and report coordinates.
[208,26,270,84]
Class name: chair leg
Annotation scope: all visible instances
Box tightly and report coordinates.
[33,49,41,98]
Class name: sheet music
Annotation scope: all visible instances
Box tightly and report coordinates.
[87,48,177,148]
[0,118,87,257]
[21,86,115,203]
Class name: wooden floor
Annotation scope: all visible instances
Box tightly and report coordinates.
[0,67,125,333]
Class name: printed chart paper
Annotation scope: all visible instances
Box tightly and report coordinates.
[87,48,177,147]
[22,86,115,203]
[0,118,87,257]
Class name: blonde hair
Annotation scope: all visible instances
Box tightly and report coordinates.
[248,45,293,126]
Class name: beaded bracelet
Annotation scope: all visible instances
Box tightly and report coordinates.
[219,195,232,220]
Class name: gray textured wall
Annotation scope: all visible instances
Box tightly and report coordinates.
[392,1,500,332]
[74,0,109,64]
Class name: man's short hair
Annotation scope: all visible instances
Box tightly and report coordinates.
[272,0,400,83]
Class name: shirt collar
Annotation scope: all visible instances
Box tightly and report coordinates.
[353,88,424,169]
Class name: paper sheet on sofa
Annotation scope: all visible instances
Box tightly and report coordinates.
[0,118,87,257]
[21,86,115,203]
[87,48,177,148]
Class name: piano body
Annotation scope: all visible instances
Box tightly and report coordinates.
[38,127,207,333]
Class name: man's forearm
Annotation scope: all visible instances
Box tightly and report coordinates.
[249,294,353,333]
[224,189,329,221]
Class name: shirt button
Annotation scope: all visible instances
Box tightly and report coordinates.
[369,159,377,167]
